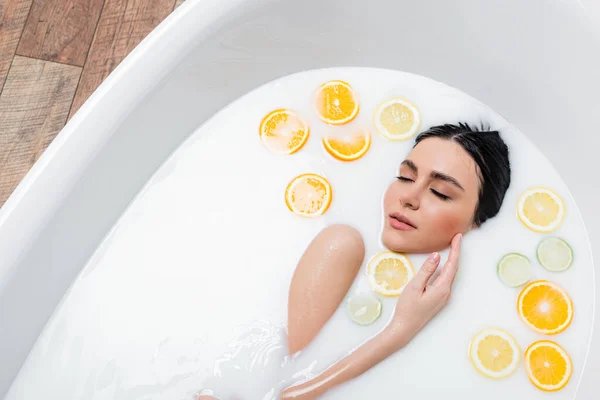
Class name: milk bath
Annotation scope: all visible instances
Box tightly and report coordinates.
[6,68,595,399]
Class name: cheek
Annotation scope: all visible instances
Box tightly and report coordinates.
[436,212,465,236]
[383,185,397,208]
[422,202,471,236]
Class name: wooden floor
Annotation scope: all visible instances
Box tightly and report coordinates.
[0,0,186,207]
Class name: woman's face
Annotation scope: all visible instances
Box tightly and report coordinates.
[382,137,481,254]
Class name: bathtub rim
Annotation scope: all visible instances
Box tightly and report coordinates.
[0,0,256,291]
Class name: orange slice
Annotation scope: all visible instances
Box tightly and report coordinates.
[468,328,521,379]
[259,109,309,155]
[315,80,359,125]
[366,252,415,296]
[322,130,371,161]
[524,340,572,392]
[285,173,332,218]
[517,187,565,232]
[517,280,573,335]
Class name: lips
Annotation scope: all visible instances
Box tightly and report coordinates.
[389,212,417,231]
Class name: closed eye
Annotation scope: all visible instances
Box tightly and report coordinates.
[397,176,451,200]
[431,189,451,201]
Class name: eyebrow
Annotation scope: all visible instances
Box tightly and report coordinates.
[401,159,465,191]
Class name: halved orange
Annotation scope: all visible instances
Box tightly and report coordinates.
[285,173,332,218]
[259,109,309,155]
[524,340,572,392]
[322,130,371,161]
[517,280,573,335]
[315,80,359,125]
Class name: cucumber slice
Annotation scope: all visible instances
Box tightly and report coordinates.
[497,253,532,287]
[346,293,382,326]
[537,236,573,272]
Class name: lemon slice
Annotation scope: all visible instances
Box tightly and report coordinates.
[537,237,573,272]
[285,173,332,218]
[366,251,415,297]
[524,340,572,392]
[346,293,382,325]
[469,328,520,379]
[517,187,565,232]
[497,253,532,288]
[374,98,421,141]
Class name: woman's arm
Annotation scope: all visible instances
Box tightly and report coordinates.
[287,224,365,354]
[197,225,366,400]
[281,233,462,400]
[280,323,408,399]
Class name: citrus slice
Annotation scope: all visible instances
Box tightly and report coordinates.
[517,280,573,335]
[259,109,309,155]
[517,187,565,232]
[497,253,532,288]
[374,98,421,141]
[524,340,572,392]
[346,293,382,325]
[468,328,520,379]
[315,80,359,125]
[366,252,415,297]
[285,173,332,218]
[537,237,573,272]
[322,130,371,161]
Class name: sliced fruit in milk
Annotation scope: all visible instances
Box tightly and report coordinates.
[517,280,573,335]
[537,236,573,272]
[322,129,371,162]
[315,80,360,125]
[524,340,572,392]
[468,328,520,379]
[346,293,382,325]
[285,173,332,218]
[517,187,565,232]
[366,251,415,297]
[374,97,421,141]
[259,108,310,155]
[497,253,532,287]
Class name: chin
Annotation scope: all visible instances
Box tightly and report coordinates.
[381,227,446,254]
[381,227,417,253]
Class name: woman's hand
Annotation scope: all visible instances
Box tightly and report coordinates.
[388,233,462,346]
[281,233,462,399]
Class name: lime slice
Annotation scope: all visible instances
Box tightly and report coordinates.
[346,293,382,325]
[537,237,573,272]
[497,253,532,287]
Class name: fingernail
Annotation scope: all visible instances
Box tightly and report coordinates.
[428,252,440,262]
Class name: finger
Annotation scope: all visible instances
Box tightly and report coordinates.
[434,233,462,287]
[410,252,441,291]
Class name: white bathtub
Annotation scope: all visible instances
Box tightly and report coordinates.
[0,0,599,397]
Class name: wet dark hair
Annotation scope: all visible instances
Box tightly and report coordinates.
[414,122,511,227]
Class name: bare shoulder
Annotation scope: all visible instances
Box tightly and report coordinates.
[312,223,365,256]
[287,223,366,354]
[317,224,365,251]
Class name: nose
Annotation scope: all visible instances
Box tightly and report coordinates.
[399,184,421,210]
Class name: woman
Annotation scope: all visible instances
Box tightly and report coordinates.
[204,122,511,399]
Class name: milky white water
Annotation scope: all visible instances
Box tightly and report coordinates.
[6,68,595,400]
